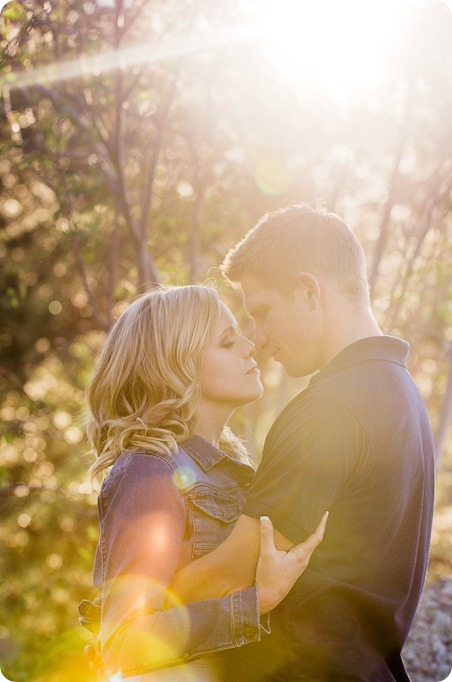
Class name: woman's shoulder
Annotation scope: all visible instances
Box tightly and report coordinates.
[99,443,207,502]
[113,448,178,473]
[97,449,187,522]
[101,449,180,494]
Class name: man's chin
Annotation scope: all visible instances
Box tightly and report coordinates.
[285,368,306,378]
[279,360,312,379]
[277,361,294,377]
[272,352,311,378]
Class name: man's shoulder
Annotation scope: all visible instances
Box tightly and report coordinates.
[266,390,366,456]
[275,374,364,425]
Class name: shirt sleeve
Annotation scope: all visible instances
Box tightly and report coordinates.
[97,453,266,677]
[243,396,371,543]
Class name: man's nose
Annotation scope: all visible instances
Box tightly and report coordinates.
[254,325,269,351]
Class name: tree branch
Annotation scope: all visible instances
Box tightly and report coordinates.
[139,65,181,237]
[369,78,415,296]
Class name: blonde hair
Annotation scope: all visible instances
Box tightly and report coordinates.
[221,205,370,304]
[87,285,248,478]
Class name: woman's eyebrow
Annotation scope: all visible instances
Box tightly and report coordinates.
[219,325,236,339]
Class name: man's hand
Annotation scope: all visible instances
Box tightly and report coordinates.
[257,512,328,613]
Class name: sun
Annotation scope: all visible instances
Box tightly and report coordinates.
[249,0,412,100]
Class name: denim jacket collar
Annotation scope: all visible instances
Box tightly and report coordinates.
[182,434,234,471]
[182,435,255,482]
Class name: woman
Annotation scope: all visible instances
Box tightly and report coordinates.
[79,285,325,681]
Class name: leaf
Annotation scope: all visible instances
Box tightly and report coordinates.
[1,2,25,21]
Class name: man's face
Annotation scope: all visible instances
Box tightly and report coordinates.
[240,275,324,378]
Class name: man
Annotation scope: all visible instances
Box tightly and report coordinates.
[172,205,435,681]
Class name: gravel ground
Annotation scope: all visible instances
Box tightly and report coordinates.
[403,578,452,682]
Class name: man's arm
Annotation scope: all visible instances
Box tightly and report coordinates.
[171,513,296,603]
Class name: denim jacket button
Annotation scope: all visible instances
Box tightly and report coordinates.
[244,627,254,638]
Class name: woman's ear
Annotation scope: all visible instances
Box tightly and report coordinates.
[296,272,321,309]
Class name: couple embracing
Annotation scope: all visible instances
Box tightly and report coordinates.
[79,206,434,681]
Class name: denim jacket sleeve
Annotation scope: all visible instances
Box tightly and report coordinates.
[97,453,265,677]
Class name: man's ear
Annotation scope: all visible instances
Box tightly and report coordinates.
[296,272,321,309]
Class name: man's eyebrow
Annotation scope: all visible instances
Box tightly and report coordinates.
[246,302,266,316]
[244,298,259,314]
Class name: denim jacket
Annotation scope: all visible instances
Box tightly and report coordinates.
[81,435,269,678]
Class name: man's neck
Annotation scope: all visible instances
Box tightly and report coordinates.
[321,302,382,368]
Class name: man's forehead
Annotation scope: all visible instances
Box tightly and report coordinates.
[239,277,275,309]
[242,292,267,309]
[240,276,269,298]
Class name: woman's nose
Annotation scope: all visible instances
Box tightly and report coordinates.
[242,340,256,358]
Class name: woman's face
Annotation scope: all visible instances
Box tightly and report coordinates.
[198,302,263,412]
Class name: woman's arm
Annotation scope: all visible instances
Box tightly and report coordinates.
[97,454,266,677]
[170,512,327,608]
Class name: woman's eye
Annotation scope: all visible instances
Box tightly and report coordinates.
[221,332,237,348]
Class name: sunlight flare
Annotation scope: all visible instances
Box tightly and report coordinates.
[0,24,256,91]
[254,0,412,99]
[1,1,414,100]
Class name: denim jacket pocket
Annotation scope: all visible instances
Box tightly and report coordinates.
[189,490,241,558]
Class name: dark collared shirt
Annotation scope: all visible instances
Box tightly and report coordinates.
[240,336,435,681]
[92,435,266,678]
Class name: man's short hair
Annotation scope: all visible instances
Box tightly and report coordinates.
[221,205,370,304]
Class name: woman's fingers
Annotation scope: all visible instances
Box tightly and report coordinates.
[316,510,329,538]
[84,643,105,678]
[259,516,276,557]
[84,644,96,661]
[290,511,329,561]
[256,511,328,613]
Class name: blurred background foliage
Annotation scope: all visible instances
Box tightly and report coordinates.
[0,0,451,679]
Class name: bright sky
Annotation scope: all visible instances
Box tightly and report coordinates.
[1,0,450,100]
[243,0,446,100]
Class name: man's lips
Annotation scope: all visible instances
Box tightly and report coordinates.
[246,365,260,375]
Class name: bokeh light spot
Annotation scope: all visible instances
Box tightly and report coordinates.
[46,553,63,569]
[254,153,293,195]
[173,466,196,490]
[49,300,63,315]
[53,411,72,428]
[17,513,31,528]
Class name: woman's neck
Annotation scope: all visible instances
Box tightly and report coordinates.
[193,403,233,447]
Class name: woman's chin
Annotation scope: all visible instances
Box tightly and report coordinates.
[244,385,264,404]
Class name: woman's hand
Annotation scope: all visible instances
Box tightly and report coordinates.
[84,642,107,680]
[256,512,328,614]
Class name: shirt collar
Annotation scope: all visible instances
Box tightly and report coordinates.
[309,335,409,387]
